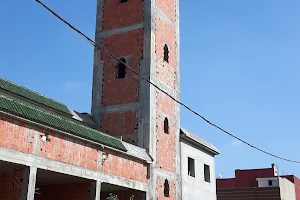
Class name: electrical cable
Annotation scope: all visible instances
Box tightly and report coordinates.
[34,0,300,164]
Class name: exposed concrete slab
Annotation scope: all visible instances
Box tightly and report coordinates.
[122,142,152,163]
[180,128,220,155]
[0,147,148,192]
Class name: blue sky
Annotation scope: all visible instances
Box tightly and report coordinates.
[1,0,300,178]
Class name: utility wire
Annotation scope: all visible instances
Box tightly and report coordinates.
[34,0,300,164]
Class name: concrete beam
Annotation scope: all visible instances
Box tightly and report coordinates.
[155,6,176,28]
[21,167,37,200]
[100,103,139,114]
[0,147,148,192]
[155,168,177,180]
[96,23,144,38]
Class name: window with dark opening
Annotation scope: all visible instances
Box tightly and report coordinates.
[163,44,169,63]
[164,117,169,134]
[268,180,273,186]
[188,157,195,177]
[204,164,210,183]
[120,0,128,3]
[117,58,126,79]
[164,179,170,197]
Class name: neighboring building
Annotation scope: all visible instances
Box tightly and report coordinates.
[0,0,219,199]
[180,128,219,200]
[217,164,300,200]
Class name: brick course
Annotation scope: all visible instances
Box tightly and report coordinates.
[156,113,175,173]
[102,149,148,183]
[0,114,148,183]
[0,116,34,154]
[100,110,137,138]
[39,130,98,171]
[101,29,143,107]
[102,0,143,31]
[157,178,176,200]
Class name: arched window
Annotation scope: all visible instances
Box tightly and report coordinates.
[164,117,169,134]
[117,58,126,79]
[163,44,169,63]
[164,179,170,197]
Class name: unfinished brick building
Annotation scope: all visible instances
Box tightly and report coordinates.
[0,0,219,199]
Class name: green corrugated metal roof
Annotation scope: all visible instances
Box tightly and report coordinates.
[0,78,71,115]
[0,97,127,151]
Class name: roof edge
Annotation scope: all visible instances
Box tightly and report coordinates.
[180,127,220,155]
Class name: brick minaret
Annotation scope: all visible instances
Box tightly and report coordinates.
[91,0,180,199]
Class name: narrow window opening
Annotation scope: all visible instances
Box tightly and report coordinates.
[204,164,210,183]
[120,0,128,3]
[163,44,169,63]
[164,179,170,197]
[268,180,273,186]
[164,118,169,134]
[188,157,195,177]
[117,58,126,79]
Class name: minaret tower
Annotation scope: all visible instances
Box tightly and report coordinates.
[91,0,180,199]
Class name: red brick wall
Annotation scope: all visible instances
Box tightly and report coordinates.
[100,110,137,138]
[0,115,98,171]
[293,176,300,200]
[102,149,148,183]
[155,0,176,22]
[0,114,148,183]
[0,168,23,200]
[102,0,143,31]
[155,12,177,175]
[157,178,176,200]
[155,15,177,76]
[156,113,175,173]
[39,129,98,171]
[0,116,34,154]
[100,29,143,107]
[154,1,178,198]
[35,182,91,200]
[99,29,144,144]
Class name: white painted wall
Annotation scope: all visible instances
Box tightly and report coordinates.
[181,141,217,200]
[257,177,279,187]
[279,177,296,200]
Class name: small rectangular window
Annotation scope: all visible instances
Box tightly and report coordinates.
[188,157,195,177]
[204,164,210,183]
[120,0,128,3]
[268,180,273,186]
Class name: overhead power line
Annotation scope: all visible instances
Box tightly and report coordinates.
[34,0,300,164]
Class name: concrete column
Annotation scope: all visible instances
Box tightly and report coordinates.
[90,180,101,200]
[21,166,37,200]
